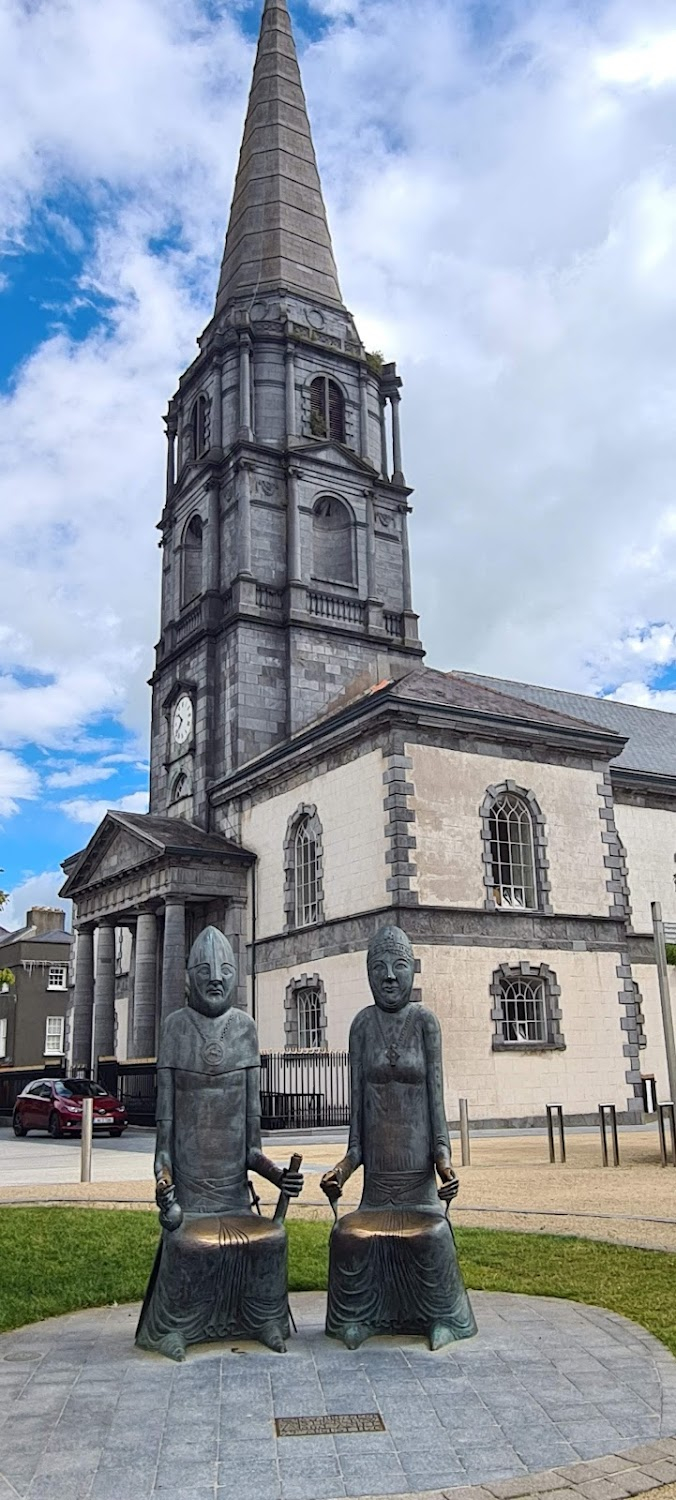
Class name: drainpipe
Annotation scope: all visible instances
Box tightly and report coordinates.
[251,859,258,1025]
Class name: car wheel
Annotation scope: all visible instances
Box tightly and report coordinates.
[12,1115,27,1137]
[109,1130,123,1138]
[47,1112,62,1139]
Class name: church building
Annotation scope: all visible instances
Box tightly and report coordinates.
[61,0,676,1126]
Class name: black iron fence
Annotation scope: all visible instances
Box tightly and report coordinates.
[260,1051,350,1130]
[92,1051,350,1130]
[0,1063,65,1117]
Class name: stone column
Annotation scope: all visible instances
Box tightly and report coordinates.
[391,391,404,483]
[206,480,221,592]
[379,396,389,479]
[133,912,158,1058]
[359,368,370,461]
[92,921,116,1064]
[161,898,187,1023]
[223,900,248,1011]
[286,465,302,583]
[401,504,413,613]
[365,489,376,599]
[285,342,297,440]
[165,419,176,501]
[71,925,95,1072]
[211,363,223,449]
[237,461,253,577]
[239,333,253,440]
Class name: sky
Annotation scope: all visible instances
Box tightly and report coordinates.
[3,0,676,929]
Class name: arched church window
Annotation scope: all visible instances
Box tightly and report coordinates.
[310,376,345,443]
[488,791,536,909]
[181,515,203,606]
[284,974,327,1050]
[171,771,189,803]
[491,963,564,1050]
[312,496,354,586]
[295,816,319,927]
[191,394,209,458]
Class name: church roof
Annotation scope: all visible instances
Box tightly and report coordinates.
[215,0,343,314]
[60,811,254,900]
[390,667,626,742]
[455,673,676,779]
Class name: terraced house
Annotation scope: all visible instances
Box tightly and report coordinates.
[60,0,676,1126]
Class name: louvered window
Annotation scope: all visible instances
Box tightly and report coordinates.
[310,376,345,443]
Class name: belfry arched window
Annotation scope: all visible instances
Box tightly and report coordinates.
[312,496,354,585]
[181,515,203,606]
[310,376,345,443]
[191,394,209,459]
[284,805,325,930]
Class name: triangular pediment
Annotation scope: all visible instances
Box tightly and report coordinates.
[60,814,162,898]
[290,439,377,476]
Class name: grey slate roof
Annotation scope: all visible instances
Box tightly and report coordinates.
[215,0,343,313]
[389,667,624,745]
[0,926,71,948]
[115,812,253,860]
[456,672,676,777]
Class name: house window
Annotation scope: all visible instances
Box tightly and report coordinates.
[182,515,203,606]
[284,974,327,1049]
[491,963,565,1051]
[310,376,345,443]
[44,1016,65,1056]
[295,816,319,927]
[488,792,536,909]
[47,964,68,991]
[0,1018,7,1059]
[191,394,209,458]
[312,496,354,585]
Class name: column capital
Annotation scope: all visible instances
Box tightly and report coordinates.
[75,920,97,936]
[164,894,187,908]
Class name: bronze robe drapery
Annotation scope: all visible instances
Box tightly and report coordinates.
[136,1007,288,1352]
[326,1004,477,1342]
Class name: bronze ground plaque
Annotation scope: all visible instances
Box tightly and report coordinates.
[275,1415,386,1437]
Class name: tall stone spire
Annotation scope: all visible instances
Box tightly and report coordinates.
[215,0,343,315]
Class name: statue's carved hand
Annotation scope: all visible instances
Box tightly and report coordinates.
[320,1168,343,1204]
[281,1169,304,1199]
[437,1165,460,1205]
[155,1149,173,1186]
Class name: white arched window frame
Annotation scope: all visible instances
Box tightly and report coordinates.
[491,962,565,1051]
[488,792,537,910]
[294,816,319,928]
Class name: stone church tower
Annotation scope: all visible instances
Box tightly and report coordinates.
[150,0,423,830]
[61,0,423,1066]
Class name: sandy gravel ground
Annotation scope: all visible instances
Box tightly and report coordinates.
[1,1128,675,1251]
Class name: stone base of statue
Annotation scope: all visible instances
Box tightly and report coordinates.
[326,1176,477,1351]
[136,1209,289,1359]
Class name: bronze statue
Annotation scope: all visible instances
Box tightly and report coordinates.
[136,926,303,1361]
[321,926,477,1351]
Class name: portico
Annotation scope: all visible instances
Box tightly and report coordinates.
[61,812,253,1071]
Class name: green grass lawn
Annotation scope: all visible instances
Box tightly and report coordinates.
[0,1209,674,1358]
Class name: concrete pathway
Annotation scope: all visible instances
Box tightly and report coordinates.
[1,1292,676,1500]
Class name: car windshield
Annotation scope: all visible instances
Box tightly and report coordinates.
[55,1080,109,1099]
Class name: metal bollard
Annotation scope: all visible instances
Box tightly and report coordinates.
[80,1096,93,1184]
[459,1099,471,1167]
[599,1103,620,1167]
[657,1102,676,1168]
[546,1104,566,1164]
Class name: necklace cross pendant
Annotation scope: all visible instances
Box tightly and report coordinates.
[386,1042,399,1066]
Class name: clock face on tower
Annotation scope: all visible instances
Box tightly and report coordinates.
[172,695,194,747]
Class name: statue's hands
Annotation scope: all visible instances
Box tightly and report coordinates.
[320,1167,343,1205]
[154,1149,173,1188]
[436,1164,460,1205]
[281,1167,304,1199]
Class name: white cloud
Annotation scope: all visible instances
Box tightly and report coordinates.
[1,0,676,799]
[0,751,39,818]
[1,871,71,934]
[46,765,116,789]
[59,789,150,826]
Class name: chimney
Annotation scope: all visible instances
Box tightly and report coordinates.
[27,907,66,936]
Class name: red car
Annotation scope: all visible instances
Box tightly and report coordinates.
[12,1078,128,1139]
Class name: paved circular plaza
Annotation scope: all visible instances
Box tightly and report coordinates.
[1,1292,676,1500]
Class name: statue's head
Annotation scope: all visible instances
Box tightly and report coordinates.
[187,926,237,1018]
[367,925,415,1012]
